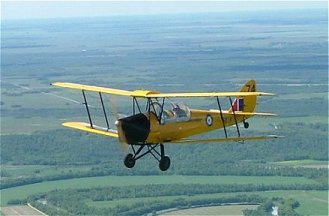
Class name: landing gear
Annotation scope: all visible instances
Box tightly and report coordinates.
[243,120,249,129]
[159,144,171,171]
[124,153,135,168]
[123,143,171,171]
[159,156,171,171]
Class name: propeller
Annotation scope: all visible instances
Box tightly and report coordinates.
[108,96,129,152]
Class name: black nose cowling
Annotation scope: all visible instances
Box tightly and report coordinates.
[119,113,150,144]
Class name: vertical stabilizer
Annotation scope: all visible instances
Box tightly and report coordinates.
[229,80,257,113]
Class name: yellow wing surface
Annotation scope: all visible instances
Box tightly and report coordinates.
[208,110,277,116]
[63,122,118,138]
[172,135,281,144]
[146,92,274,98]
[51,82,274,98]
[51,82,133,96]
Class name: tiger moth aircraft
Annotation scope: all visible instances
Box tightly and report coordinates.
[52,80,279,171]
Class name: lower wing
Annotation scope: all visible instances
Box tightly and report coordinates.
[62,122,118,138]
[170,135,281,144]
[209,110,276,116]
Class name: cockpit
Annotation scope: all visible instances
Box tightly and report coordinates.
[150,101,191,124]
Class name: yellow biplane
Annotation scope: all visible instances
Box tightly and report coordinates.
[52,80,278,171]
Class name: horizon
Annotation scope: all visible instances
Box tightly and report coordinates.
[2,1,327,21]
[2,7,327,23]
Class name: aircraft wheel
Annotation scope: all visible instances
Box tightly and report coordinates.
[124,153,135,168]
[159,156,171,171]
[243,121,249,129]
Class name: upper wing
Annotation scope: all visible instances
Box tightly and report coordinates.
[52,82,273,98]
[170,135,281,144]
[51,82,133,96]
[146,92,274,98]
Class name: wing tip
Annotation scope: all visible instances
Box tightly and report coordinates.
[260,92,275,96]
[267,135,284,139]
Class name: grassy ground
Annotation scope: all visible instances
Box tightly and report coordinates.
[270,160,329,169]
[274,92,327,100]
[261,190,328,216]
[247,116,328,132]
[86,190,328,215]
[0,175,320,206]
[160,204,258,215]
[1,165,93,179]
[1,117,63,134]
[87,192,256,209]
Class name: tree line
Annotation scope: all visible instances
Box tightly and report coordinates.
[2,122,327,165]
[13,183,317,215]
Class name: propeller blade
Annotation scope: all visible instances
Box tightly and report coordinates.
[115,120,129,152]
[108,96,129,152]
[109,95,120,120]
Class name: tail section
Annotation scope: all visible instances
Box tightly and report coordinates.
[229,80,257,113]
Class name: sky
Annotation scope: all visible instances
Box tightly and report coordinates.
[1,1,327,20]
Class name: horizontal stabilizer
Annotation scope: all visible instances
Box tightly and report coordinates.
[171,135,282,144]
[63,122,118,138]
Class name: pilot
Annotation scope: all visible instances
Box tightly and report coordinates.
[172,104,186,118]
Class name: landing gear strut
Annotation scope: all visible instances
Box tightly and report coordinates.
[123,143,171,171]
[159,144,170,171]
[243,120,249,129]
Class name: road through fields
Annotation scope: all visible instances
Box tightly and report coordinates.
[1,205,46,216]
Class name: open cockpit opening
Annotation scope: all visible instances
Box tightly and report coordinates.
[150,101,191,124]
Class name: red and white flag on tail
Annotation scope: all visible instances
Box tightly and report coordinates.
[233,98,244,111]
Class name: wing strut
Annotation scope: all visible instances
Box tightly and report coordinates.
[82,90,93,128]
[228,96,241,137]
[132,97,142,115]
[216,96,228,138]
[99,92,110,130]
[159,98,165,124]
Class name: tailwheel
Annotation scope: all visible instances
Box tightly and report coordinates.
[159,156,171,171]
[243,121,249,129]
[124,153,135,168]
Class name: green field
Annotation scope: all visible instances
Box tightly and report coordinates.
[84,190,328,215]
[271,160,329,168]
[1,164,93,179]
[261,190,328,216]
[0,175,321,206]
[156,191,329,216]
[160,205,258,215]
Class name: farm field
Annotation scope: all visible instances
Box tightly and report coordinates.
[1,190,326,215]
[160,204,258,215]
[157,191,328,215]
[1,175,321,206]
[0,205,45,216]
[270,160,329,169]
